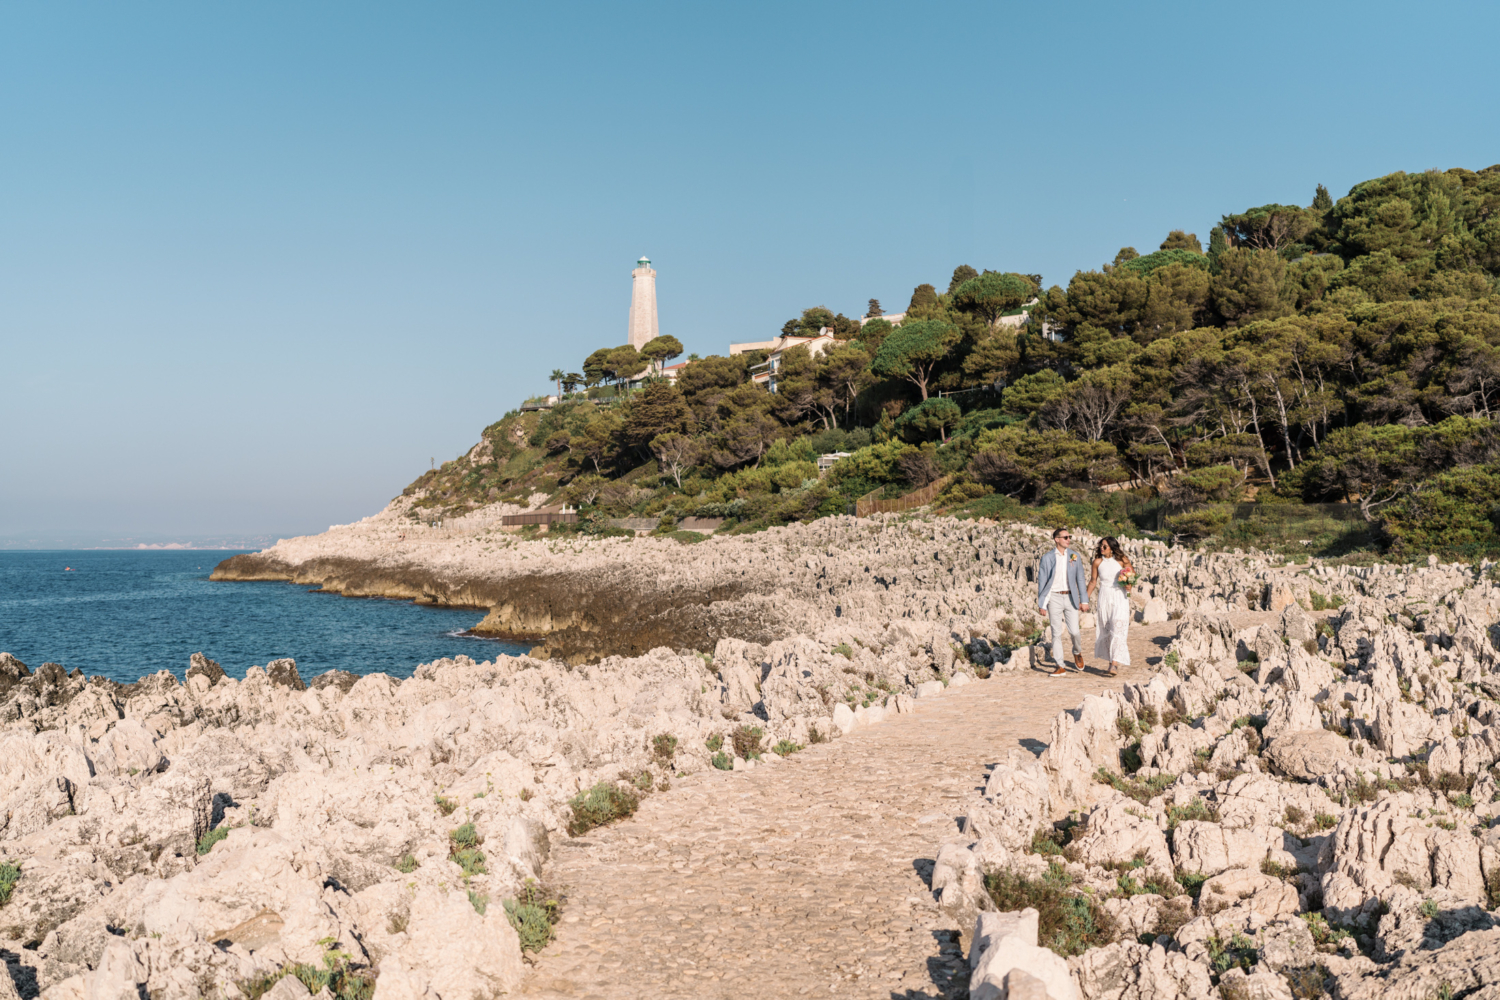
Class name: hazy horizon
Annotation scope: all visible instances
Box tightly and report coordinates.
[5,1,1498,541]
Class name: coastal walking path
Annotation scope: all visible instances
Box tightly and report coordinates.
[520,610,1276,1000]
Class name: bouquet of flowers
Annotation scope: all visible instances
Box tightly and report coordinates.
[1117,569,1139,592]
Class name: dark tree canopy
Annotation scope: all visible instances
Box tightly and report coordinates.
[1220,204,1319,254]
[907,283,939,314]
[947,265,979,293]
[1159,230,1203,253]
[869,319,962,399]
[496,161,1500,558]
[640,335,684,365]
[951,272,1035,323]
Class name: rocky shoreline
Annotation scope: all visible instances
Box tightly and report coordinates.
[942,591,1500,998]
[2,498,1498,996]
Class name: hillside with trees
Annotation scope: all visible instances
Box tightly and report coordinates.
[405,165,1500,560]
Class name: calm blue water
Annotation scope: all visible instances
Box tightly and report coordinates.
[0,550,530,684]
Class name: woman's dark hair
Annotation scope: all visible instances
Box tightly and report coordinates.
[1095,536,1123,560]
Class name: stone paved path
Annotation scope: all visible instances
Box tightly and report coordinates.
[521,611,1276,999]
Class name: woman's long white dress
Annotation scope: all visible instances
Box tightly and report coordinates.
[1093,557,1132,666]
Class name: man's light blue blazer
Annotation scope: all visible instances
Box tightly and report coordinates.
[1037,548,1090,611]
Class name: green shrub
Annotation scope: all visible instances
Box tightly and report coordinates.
[1381,464,1500,558]
[651,733,678,766]
[1260,858,1308,881]
[1314,812,1338,830]
[772,739,802,757]
[1176,869,1210,900]
[1310,590,1344,611]
[0,863,18,905]
[467,889,489,915]
[395,853,419,874]
[434,794,458,816]
[240,948,374,1000]
[731,725,764,760]
[566,782,639,836]
[831,642,854,659]
[1284,965,1329,999]
[984,863,1116,957]
[449,822,480,850]
[1300,912,1353,947]
[1208,932,1258,974]
[197,826,229,856]
[451,848,487,877]
[711,751,732,770]
[502,878,562,954]
[705,733,723,752]
[1094,767,1175,804]
[1166,798,1220,828]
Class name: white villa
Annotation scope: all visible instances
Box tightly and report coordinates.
[743,331,839,392]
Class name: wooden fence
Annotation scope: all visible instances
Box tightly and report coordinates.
[855,476,953,517]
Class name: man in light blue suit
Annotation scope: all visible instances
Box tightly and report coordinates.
[1036,526,1090,677]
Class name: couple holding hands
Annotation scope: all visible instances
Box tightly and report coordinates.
[1035,526,1136,678]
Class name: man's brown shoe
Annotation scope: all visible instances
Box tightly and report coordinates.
[1046,664,1069,677]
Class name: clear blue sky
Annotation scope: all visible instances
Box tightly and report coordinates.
[3,1,1498,546]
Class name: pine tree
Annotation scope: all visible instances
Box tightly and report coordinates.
[947,265,978,293]
[1207,226,1229,274]
[866,298,883,318]
[1312,184,1334,213]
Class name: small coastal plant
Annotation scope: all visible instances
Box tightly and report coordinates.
[504,879,562,953]
[1093,766,1174,805]
[772,739,802,757]
[0,863,19,905]
[711,751,732,770]
[705,733,723,752]
[448,822,486,875]
[451,848,487,877]
[238,947,374,1000]
[831,642,853,659]
[566,782,639,836]
[197,827,229,856]
[731,725,764,760]
[984,862,1115,957]
[651,733,678,767]
[434,793,458,816]
[467,889,489,915]
[395,853,419,874]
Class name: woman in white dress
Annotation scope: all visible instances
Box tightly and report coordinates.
[1089,536,1134,677]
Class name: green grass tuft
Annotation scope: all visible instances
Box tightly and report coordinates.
[197,826,229,856]
[0,863,18,905]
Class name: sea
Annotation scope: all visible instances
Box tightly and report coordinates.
[0,550,530,685]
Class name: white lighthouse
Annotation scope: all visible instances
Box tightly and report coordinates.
[627,257,658,350]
